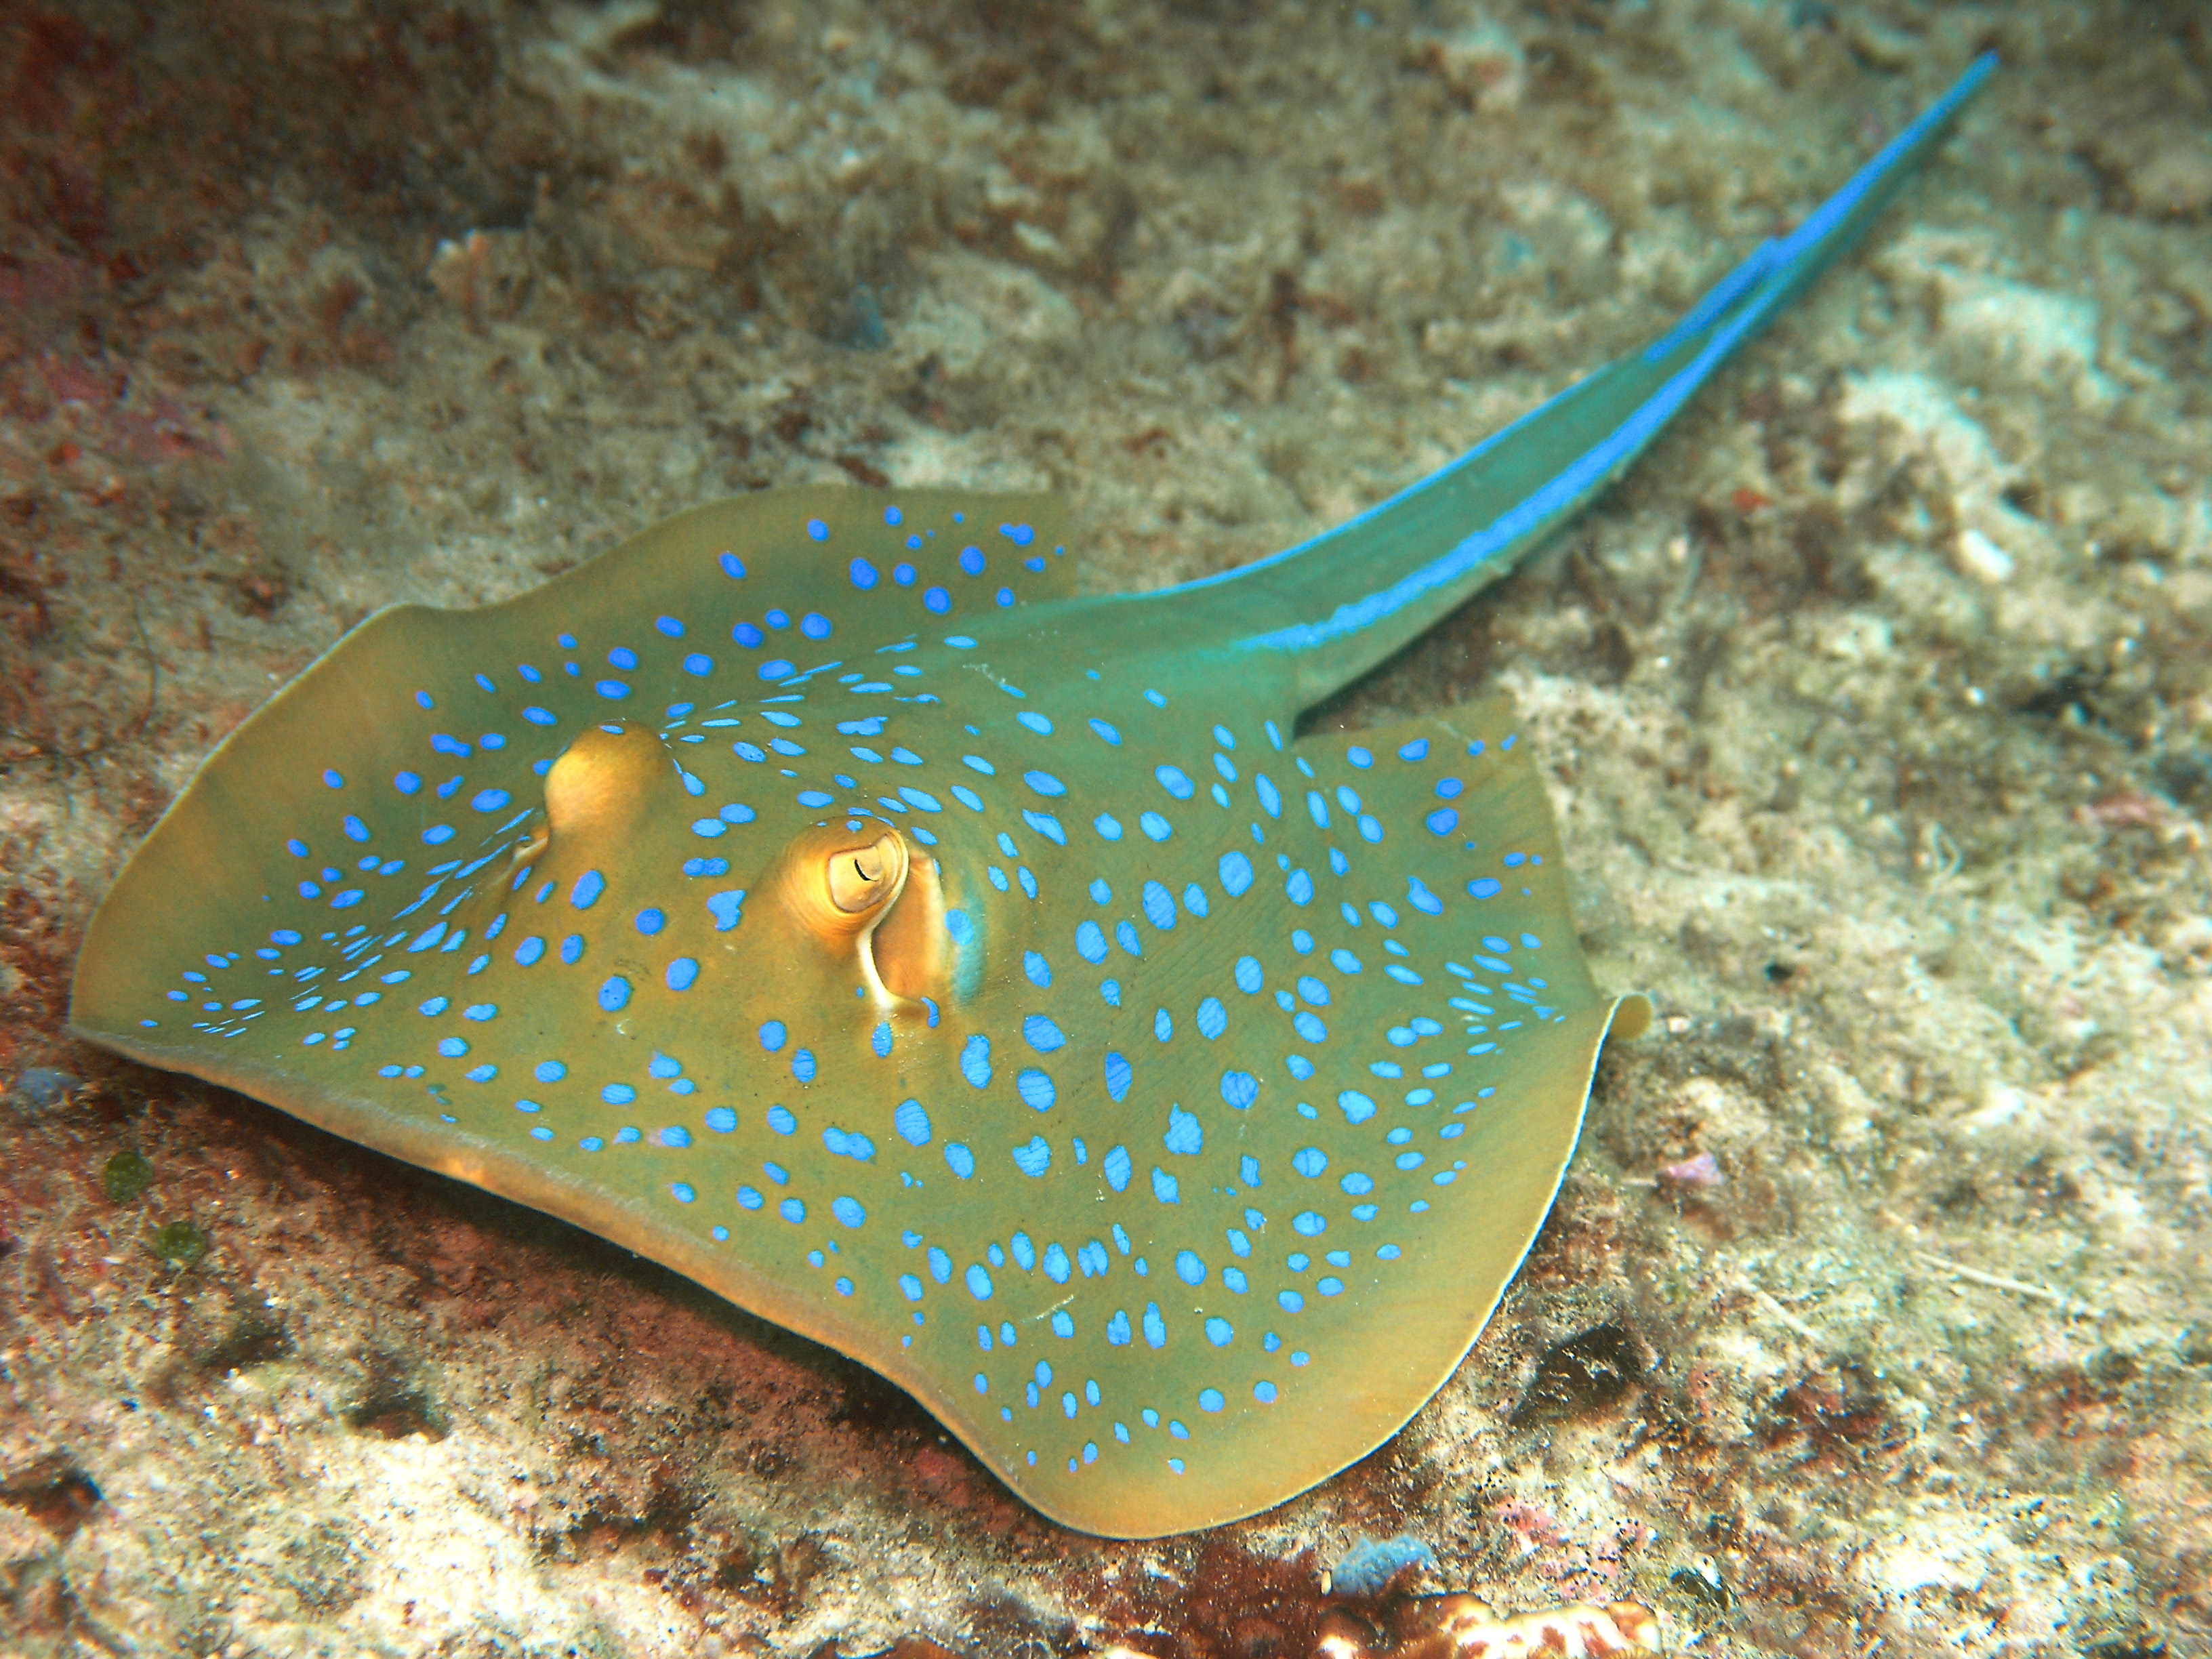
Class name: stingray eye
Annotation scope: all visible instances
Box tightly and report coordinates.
[827,835,898,913]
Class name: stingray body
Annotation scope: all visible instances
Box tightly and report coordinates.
[72,61,1991,1536]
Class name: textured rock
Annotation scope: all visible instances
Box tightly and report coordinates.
[1,2,2207,1654]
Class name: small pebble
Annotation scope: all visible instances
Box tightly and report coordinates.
[152,1221,209,1271]
[104,1149,155,1204]
[10,1067,80,1109]
[1329,1533,1436,1598]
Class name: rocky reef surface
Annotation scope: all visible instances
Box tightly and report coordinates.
[2,2,2207,1654]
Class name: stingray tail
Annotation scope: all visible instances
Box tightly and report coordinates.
[1204,52,1997,704]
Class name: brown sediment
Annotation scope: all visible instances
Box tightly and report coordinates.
[1,1,2208,1654]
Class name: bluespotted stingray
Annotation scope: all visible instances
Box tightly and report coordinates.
[72,60,1991,1536]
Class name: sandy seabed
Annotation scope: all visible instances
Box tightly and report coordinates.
[2,2,2209,1655]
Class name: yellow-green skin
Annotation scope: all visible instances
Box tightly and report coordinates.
[70,59,1991,1537]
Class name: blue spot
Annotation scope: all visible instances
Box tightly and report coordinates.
[966,1263,994,1300]
[1165,1107,1203,1156]
[1017,710,1052,734]
[924,587,950,613]
[1143,1303,1166,1348]
[1151,1167,1180,1204]
[1338,1090,1376,1124]
[1293,1211,1328,1236]
[706,1107,737,1132]
[598,977,631,1012]
[1197,996,1227,1040]
[759,1021,786,1051]
[1141,881,1176,930]
[437,1037,469,1058]
[1105,1145,1132,1191]
[1332,948,1364,975]
[1021,949,1052,989]
[1012,1136,1052,1177]
[1469,877,1502,899]
[792,1049,817,1082]
[1024,770,1065,797]
[684,653,714,676]
[1286,869,1314,905]
[806,517,830,542]
[1233,956,1263,994]
[781,1198,806,1224]
[707,891,743,930]
[1218,851,1254,897]
[1204,1320,1232,1349]
[960,1035,991,1088]
[636,907,665,935]
[1107,1311,1132,1346]
[323,769,345,788]
[1012,1057,1057,1110]
[1104,1051,1132,1103]
[850,558,879,589]
[945,1143,977,1179]
[1139,812,1172,840]
[1155,764,1194,800]
[1255,1380,1278,1404]
[832,1195,867,1228]
[1221,1071,1258,1109]
[571,871,605,909]
[1341,1172,1375,1195]
[1279,1289,1305,1313]
[1176,1250,1206,1286]
[1023,1015,1065,1052]
[959,546,985,575]
[603,1084,635,1105]
[666,958,699,991]
[535,1060,567,1083]
[895,1099,932,1146]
